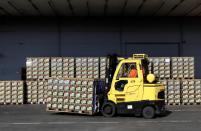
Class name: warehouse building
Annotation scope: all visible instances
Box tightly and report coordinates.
[0,0,201,79]
[1,0,201,130]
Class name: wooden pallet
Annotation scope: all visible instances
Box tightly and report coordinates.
[182,103,196,105]
[171,78,194,80]
[194,103,201,105]
[26,79,49,81]
[167,103,181,106]
[0,102,23,105]
[47,108,93,115]
[27,101,46,104]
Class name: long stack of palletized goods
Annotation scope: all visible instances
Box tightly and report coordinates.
[194,80,201,104]
[26,80,48,104]
[181,79,201,105]
[63,57,75,78]
[181,80,195,105]
[51,57,75,78]
[51,57,63,78]
[75,57,87,78]
[148,57,171,79]
[87,57,99,79]
[166,80,181,105]
[25,56,108,105]
[100,57,108,79]
[46,78,104,115]
[171,57,194,79]
[26,57,50,79]
[26,57,50,104]
[75,57,100,79]
[0,81,24,105]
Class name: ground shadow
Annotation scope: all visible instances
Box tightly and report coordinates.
[50,110,172,119]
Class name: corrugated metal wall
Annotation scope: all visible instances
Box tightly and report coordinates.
[0,17,201,79]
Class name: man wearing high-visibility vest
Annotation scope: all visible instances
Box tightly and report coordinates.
[128,65,138,78]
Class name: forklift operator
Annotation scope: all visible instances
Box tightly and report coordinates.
[128,65,138,78]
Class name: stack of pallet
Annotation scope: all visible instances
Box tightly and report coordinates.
[149,57,171,79]
[46,78,98,115]
[51,57,63,78]
[26,57,50,79]
[100,57,108,79]
[87,57,99,79]
[76,57,102,79]
[153,56,196,105]
[159,78,201,106]
[181,79,201,105]
[26,57,50,104]
[0,81,24,105]
[76,57,87,78]
[181,80,195,105]
[166,80,181,105]
[171,57,194,79]
[63,57,75,78]
[51,57,75,78]
[195,80,201,104]
[26,80,48,104]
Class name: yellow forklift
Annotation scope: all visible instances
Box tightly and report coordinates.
[101,54,165,118]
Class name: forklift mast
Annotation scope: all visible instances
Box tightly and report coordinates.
[105,55,118,95]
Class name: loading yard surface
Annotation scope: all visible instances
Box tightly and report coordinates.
[0,105,201,131]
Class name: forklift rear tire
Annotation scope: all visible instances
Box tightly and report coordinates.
[101,102,116,117]
[142,106,155,119]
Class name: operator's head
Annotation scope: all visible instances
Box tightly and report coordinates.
[130,64,136,69]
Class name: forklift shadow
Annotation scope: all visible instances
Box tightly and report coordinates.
[157,110,172,118]
[116,110,172,118]
[51,110,172,118]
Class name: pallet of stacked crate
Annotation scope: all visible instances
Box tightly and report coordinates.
[26,57,50,79]
[81,58,88,78]
[51,57,63,78]
[100,57,108,79]
[194,79,201,104]
[184,57,195,78]
[174,57,183,78]
[181,79,189,105]
[46,78,99,115]
[149,57,171,79]
[26,80,47,104]
[11,82,18,103]
[0,81,5,104]
[26,81,38,104]
[171,57,194,79]
[37,80,48,104]
[167,80,181,105]
[159,80,168,104]
[5,81,11,104]
[181,79,195,105]
[11,81,24,104]
[0,81,24,105]
[87,57,99,79]
[75,58,82,78]
[63,57,75,78]
[75,57,88,78]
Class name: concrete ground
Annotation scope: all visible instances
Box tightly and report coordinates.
[0,105,201,131]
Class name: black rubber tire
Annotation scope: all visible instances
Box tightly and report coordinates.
[101,102,116,117]
[142,106,155,119]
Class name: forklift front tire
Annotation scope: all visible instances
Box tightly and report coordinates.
[101,102,116,117]
[142,106,155,119]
